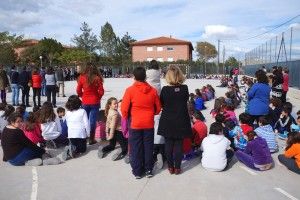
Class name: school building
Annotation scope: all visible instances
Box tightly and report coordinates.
[131,36,193,62]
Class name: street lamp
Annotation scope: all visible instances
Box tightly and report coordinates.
[204,45,207,76]
[39,56,43,68]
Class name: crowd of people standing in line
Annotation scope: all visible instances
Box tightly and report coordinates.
[0,61,299,178]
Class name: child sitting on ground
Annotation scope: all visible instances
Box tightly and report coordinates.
[268,98,282,128]
[225,120,247,151]
[275,102,296,139]
[255,116,278,153]
[188,93,196,117]
[62,95,90,160]
[201,122,233,172]
[16,105,29,121]
[55,107,68,146]
[239,113,253,136]
[278,132,300,174]
[223,104,238,125]
[291,116,300,132]
[22,112,43,144]
[98,97,128,161]
[194,89,205,111]
[210,97,226,118]
[235,131,273,171]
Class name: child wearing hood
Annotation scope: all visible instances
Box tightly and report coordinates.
[235,131,273,171]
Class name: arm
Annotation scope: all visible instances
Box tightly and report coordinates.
[76,76,83,97]
[121,89,131,119]
[247,84,256,100]
[154,92,161,115]
[284,144,297,158]
[55,118,62,134]
[109,112,118,135]
[97,79,104,99]
[18,130,45,155]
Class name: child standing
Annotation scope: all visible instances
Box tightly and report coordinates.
[98,97,128,161]
[63,95,90,160]
[278,132,300,174]
[201,122,233,172]
[235,131,273,171]
[255,116,278,153]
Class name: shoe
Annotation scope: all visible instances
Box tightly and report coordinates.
[124,154,130,164]
[43,157,61,165]
[135,175,142,179]
[145,170,153,178]
[25,158,43,166]
[63,95,66,97]
[278,132,288,140]
[168,167,174,174]
[174,168,181,175]
[98,146,104,159]
[88,139,97,145]
[112,152,126,161]
[156,154,164,170]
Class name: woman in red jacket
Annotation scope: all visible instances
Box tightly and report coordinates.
[31,67,42,107]
[76,64,104,145]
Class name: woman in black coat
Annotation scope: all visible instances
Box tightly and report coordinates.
[158,66,192,175]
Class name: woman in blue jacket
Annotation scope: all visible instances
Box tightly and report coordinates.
[247,70,271,123]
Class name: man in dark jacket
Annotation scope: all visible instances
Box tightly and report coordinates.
[0,64,9,103]
[55,66,65,97]
[18,66,31,107]
[10,65,20,106]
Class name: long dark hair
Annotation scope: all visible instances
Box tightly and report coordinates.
[86,64,103,86]
[2,105,15,120]
[38,102,56,123]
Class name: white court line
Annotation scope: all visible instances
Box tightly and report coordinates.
[274,188,299,200]
[239,166,258,175]
[31,167,38,200]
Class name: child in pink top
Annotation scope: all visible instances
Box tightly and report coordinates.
[22,112,43,144]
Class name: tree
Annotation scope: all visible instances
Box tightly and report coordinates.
[72,22,98,53]
[0,31,23,65]
[225,56,240,68]
[39,37,64,66]
[117,32,136,60]
[196,41,217,61]
[58,49,93,65]
[99,22,118,57]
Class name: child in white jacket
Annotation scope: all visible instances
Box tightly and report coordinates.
[201,122,233,171]
[63,95,90,160]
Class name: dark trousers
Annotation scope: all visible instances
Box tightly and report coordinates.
[33,88,41,107]
[282,91,287,103]
[278,154,300,174]
[153,144,165,161]
[0,90,6,103]
[21,86,30,106]
[70,138,87,153]
[102,130,128,154]
[46,85,56,106]
[129,128,154,176]
[165,138,183,169]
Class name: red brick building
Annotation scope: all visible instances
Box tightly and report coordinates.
[131,36,193,62]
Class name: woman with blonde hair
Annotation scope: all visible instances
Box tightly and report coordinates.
[76,63,104,145]
[157,65,192,175]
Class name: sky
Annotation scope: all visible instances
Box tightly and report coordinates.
[1,0,300,61]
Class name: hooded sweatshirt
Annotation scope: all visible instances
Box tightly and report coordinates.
[121,81,161,129]
[255,125,278,152]
[244,136,273,165]
[201,134,231,171]
[146,69,161,95]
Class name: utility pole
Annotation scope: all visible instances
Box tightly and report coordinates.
[223,45,225,75]
[217,39,220,74]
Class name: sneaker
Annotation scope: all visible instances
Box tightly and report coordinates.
[135,175,142,179]
[156,154,164,170]
[98,146,104,159]
[278,132,288,140]
[25,158,43,166]
[43,157,61,165]
[112,152,126,161]
[145,170,153,178]
[174,168,181,175]
[124,154,130,164]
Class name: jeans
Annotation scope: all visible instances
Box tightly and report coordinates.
[278,154,300,174]
[102,130,128,154]
[1,90,6,103]
[21,85,30,106]
[57,81,65,97]
[41,82,46,96]
[8,148,43,166]
[82,104,100,139]
[165,138,183,169]
[129,128,154,176]
[32,88,41,107]
[11,84,19,105]
[46,85,56,106]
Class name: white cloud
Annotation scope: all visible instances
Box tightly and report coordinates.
[201,25,237,40]
[289,23,300,30]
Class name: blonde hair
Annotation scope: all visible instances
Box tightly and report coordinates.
[165,65,186,85]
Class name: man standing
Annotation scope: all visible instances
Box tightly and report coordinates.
[10,65,20,106]
[121,67,161,179]
[0,64,9,104]
[18,66,31,107]
[55,66,66,97]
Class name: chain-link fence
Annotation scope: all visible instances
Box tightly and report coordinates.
[244,26,300,88]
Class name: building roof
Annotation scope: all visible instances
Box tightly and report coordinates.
[131,36,194,50]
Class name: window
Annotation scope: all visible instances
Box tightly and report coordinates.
[167,47,174,51]
[157,46,163,51]
[167,57,174,62]
[147,47,153,51]
[157,58,163,62]
[146,57,153,62]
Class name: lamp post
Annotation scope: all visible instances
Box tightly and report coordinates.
[204,45,207,76]
[39,56,43,68]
